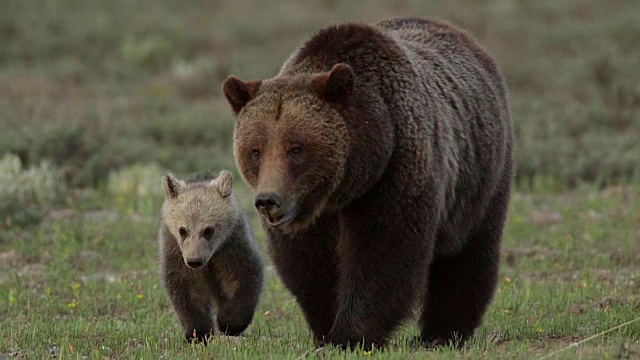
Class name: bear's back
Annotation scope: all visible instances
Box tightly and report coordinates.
[278,21,409,77]
[184,171,216,184]
[375,17,504,93]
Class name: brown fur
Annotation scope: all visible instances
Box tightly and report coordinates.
[158,170,264,343]
[223,16,513,349]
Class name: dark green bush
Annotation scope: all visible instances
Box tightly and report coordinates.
[2,0,639,192]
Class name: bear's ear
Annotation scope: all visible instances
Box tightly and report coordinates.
[222,76,261,114]
[162,174,185,199]
[311,63,355,104]
[212,170,233,198]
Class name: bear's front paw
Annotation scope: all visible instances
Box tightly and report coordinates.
[420,333,467,349]
[184,328,213,345]
[321,333,380,351]
[316,335,348,350]
[217,321,249,337]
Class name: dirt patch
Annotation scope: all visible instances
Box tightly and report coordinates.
[529,210,563,226]
[609,248,640,267]
[503,246,561,267]
[0,258,45,285]
[0,250,21,267]
[1,349,27,358]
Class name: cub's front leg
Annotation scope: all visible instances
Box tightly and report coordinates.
[212,252,264,336]
[161,251,215,343]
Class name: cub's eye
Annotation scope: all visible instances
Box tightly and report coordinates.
[202,227,215,240]
[250,149,261,161]
[288,146,303,158]
[178,227,188,239]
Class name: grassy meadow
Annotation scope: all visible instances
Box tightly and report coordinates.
[1,0,639,358]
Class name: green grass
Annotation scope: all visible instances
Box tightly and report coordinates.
[2,0,640,358]
[2,185,639,359]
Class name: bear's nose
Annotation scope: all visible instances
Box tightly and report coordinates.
[185,258,204,269]
[254,192,282,214]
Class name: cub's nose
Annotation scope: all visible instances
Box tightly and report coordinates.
[254,192,282,214]
[185,258,204,269]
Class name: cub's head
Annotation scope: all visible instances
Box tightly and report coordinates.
[223,64,353,233]
[161,170,238,269]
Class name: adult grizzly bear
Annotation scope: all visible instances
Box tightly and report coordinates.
[222,17,513,349]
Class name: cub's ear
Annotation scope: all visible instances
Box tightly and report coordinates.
[212,170,233,198]
[311,63,355,104]
[162,174,185,199]
[222,76,262,114]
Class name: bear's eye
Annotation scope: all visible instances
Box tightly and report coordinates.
[288,146,303,158]
[250,149,261,161]
[202,226,215,240]
[178,227,188,239]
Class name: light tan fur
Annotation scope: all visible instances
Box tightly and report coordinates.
[158,170,264,342]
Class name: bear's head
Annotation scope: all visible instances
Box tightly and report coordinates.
[161,170,238,268]
[223,64,354,233]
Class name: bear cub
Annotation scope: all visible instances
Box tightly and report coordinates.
[158,170,264,343]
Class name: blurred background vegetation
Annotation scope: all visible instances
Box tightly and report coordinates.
[1,0,639,228]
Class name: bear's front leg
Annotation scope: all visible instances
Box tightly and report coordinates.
[323,196,435,350]
[213,259,263,336]
[162,263,215,343]
[267,212,340,343]
[215,286,259,336]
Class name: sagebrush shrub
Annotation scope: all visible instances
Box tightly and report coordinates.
[0,153,67,226]
[107,163,166,217]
